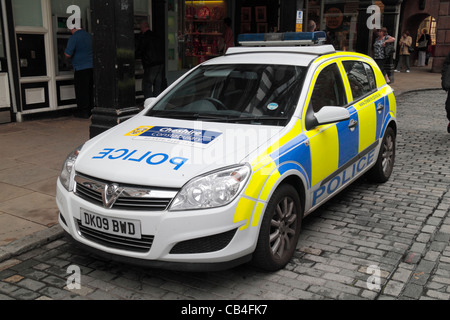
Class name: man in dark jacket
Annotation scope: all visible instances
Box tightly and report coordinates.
[138,22,165,99]
[442,52,450,133]
[65,27,93,118]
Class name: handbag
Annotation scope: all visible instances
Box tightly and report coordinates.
[385,43,395,57]
[418,39,428,49]
[408,46,414,53]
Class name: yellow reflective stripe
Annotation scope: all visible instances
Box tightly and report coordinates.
[234,197,256,230]
[306,124,339,186]
[245,160,277,198]
[251,119,302,170]
[354,90,385,152]
[336,60,354,102]
[251,202,265,227]
[251,154,275,173]
[388,92,396,116]
[259,169,281,201]
[246,119,303,199]
[357,104,377,152]
[242,120,305,228]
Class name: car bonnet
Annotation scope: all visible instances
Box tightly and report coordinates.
[74,115,283,188]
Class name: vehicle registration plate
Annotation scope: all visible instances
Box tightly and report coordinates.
[80,209,142,239]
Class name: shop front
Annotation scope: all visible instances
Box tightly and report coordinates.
[167,0,283,81]
[305,0,386,54]
[4,0,152,122]
[166,0,233,80]
[3,0,406,123]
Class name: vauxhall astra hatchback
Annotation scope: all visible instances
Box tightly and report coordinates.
[57,32,397,271]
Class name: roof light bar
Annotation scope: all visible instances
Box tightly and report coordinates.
[238,31,327,47]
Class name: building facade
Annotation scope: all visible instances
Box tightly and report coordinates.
[0,0,448,125]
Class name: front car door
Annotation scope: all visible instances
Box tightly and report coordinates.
[303,61,358,209]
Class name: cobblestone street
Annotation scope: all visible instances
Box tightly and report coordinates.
[0,89,449,302]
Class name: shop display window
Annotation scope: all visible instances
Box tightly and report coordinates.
[182,0,227,68]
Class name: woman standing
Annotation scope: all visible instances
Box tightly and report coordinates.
[395,31,413,73]
[373,27,396,83]
[417,29,431,67]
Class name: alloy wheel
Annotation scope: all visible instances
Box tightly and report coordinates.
[269,196,298,258]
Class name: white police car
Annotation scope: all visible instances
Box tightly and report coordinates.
[57,32,396,271]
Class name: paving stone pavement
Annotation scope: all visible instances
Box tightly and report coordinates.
[0,89,449,302]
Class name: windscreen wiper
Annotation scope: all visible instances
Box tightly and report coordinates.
[147,111,288,123]
[147,110,199,119]
[225,116,289,122]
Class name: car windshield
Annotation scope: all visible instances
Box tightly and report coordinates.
[146,64,306,126]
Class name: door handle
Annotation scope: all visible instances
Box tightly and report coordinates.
[348,119,358,131]
[377,103,384,113]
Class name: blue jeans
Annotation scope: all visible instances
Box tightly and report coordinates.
[143,64,163,99]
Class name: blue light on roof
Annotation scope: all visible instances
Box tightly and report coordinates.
[237,31,327,46]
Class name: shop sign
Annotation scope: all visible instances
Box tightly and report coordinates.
[296,10,303,32]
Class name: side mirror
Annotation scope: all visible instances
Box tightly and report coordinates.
[315,106,350,124]
[144,97,157,109]
[305,106,350,130]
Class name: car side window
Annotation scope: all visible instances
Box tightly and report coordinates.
[310,63,347,113]
[342,61,376,101]
[363,63,377,90]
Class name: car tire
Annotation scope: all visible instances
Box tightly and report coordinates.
[366,126,396,183]
[252,184,303,271]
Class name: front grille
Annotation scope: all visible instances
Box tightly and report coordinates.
[74,174,178,211]
[170,229,238,254]
[77,220,154,253]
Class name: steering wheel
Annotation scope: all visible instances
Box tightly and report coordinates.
[204,97,228,110]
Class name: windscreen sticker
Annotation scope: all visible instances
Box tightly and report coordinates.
[267,103,279,111]
[125,126,222,146]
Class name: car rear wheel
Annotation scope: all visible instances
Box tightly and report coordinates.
[252,184,302,271]
[367,126,396,183]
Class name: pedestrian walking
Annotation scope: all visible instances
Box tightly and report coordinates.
[441,52,450,133]
[137,21,165,99]
[417,29,430,67]
[373,27,395,84]
[395,31,412,73]
[65,27,94,119]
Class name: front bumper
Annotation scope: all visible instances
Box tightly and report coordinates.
[56,179,259,271]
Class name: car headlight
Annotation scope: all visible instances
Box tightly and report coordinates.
[59,145,83,191]
[169,164,251,211]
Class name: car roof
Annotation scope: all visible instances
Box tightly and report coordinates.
[226,45,336,56]
[202,45,337,67]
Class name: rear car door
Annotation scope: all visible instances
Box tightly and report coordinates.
[341,59,384,152]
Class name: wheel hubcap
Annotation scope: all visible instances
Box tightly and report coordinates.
[381,134,395,174]
[270,197,297,258]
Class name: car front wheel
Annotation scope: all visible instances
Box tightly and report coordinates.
[252,184,302,271]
